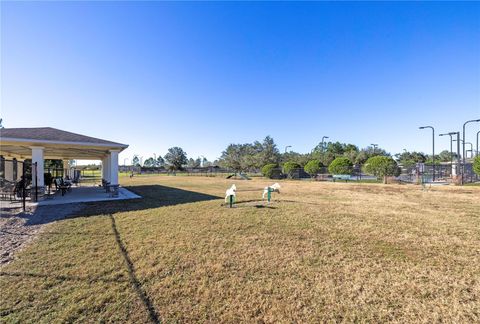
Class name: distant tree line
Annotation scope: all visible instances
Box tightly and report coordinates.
[128,136,469,180]
[131,147,213,171]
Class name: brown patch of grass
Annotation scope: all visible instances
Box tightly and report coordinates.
[1,176,479,322]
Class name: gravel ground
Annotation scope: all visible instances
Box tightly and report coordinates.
[0,203,84,265]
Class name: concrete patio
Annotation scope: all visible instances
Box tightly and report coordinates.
[37,185,141,206]
[0,185,141,209]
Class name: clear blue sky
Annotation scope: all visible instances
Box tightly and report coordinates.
[2,1,479,163]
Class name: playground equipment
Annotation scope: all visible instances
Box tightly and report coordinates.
[226,173,251,180]
[225,184,237,208]
[224,183,281,207]
[262,183,281,202]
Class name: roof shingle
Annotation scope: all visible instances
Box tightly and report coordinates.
[0,127,127,147]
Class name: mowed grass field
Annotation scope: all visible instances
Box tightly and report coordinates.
[1,176,479,322]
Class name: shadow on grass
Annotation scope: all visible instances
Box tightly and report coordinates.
[0,185,222,321]
[109,213,160,323]
[73,184,221,219]
[1,185,221,226]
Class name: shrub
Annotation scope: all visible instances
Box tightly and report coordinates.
[304,160,323,178]
[474,156,480,176]
[282,161,301,178]
[261,163,278,179]
[363,156,400,184]
[328,157,353,175]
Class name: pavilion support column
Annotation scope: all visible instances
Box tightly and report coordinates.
[101,158,106,180]
[104,155,111,183]
[63,160,70,179]
[4,159,14,182]
[17,159,23,180]
[31,147,45,200]
[109,150,119,185]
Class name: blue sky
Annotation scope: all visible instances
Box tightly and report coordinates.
[1,1,479,163]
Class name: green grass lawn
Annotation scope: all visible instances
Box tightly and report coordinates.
[1,176,479,322]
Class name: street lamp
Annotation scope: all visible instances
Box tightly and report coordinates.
[438,132,457,172]
[321,136,329,152]
[465,142,474,158]
[477,130,480,157]
[371,143,378,154]
[462,119,480,184]
[285,145,292,153]
[419,126,435,181]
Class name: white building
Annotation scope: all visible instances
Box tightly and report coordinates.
[0,127,128,197]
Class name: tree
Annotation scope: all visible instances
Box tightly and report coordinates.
[281,151,310,166]
[219,144,248,171]
[437,150,458,162]
[187,157,201,168]
[363,156,400,184]
[156,156,165,167]
[355,146,389,165]
[394,151,427,168]
[132,155,141,167]
[143,157,156,167]
[328,157,353,175]
[164,147,188,170]
[257,136,280,167]
[282,161,301,178]
[473,156,480,176]
[261,163,278,179]
[304,160,323,178]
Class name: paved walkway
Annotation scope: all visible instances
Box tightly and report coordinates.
[38,186,141,206]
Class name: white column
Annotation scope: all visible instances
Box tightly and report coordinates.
[109,150,119,185]
[31,147,45,188]
[17,159,23,179]
[5,160,14,182]
[101,158,106,180]
[106,155,112,182]
[63,160,70,178]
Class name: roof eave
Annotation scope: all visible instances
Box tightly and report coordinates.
[0,137,129,152]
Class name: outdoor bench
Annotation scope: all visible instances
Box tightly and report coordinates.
[332,175,351,182]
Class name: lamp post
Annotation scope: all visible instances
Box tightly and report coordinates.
[419,126,435,181]
[477,130,479,157]
[284,145,292,153]
[465,142,473,158]
[321,136,329,153]
[371,143,378,154]
[462,119,480,184]
[439,132,456,176]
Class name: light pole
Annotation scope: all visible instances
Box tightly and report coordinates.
[284,145,292,153]
[321,136,329,153]
[419,126,435,181]
[371,143,378,154]
[462,119,480,184]
[477,130,480,157]
[439,132,455,176]
[465,142,473,158]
